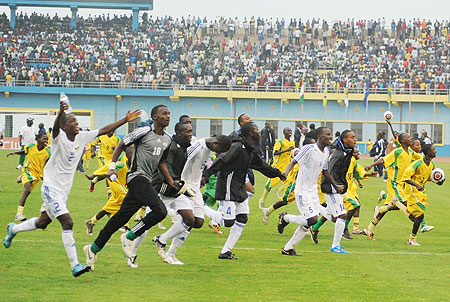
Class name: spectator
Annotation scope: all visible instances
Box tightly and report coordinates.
[306,123,317,141]
[260,121,276,163]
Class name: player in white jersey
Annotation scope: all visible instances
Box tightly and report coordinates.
[277,127,344,256]
[3,102,140,277]
[151,136,232,265]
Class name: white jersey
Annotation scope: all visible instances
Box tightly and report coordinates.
[293,143,329,195]
[43,129,99,192]
[181,138,211,193]
[20,125,37,146]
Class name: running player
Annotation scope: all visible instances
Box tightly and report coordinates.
[3,102,140,277]
[402,144,443,245]
[277,127,343,256]
[201,122,285,260]
[83,104,174,271]
[153,134,232,265]
[259,127,294,208]
[91,131,120,167]
[6,133,51,221]
[363,133,422,240]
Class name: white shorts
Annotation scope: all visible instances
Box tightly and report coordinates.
[161,195,192,212]
[324,193,346,217]
[295,193,321,219]
[191,193,204,219]
[40,185,69,220]
[218,198,250,220]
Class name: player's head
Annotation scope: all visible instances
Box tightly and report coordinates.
[179,115,191,124]
[283,127,292,139]
[241,122,260,142]
[36,132,48,147]
[174,122,193,144]
[398,132,412,147]
[208,135,232,153]
[316,127,332,146]
[353,146,360,160]
[151,104,170,127]
[26,117,34,126]
[61,113,79,136]
[411,138,422,153]
[340,130,356,148]
[422,144,436,159]
[237,113,251,126]
[107,130,115,137]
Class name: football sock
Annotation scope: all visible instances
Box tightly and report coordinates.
[90,242,101,254]
[159,219,189,244]
[420,219,426,229]
[62,230,79,269]
[284,225,308,250]
[394,199,408,214]
[378,205,389,214]
[266,205,276,215]
[312,218,326,231]
[260,189,269,203]
[132,230,149,257]
[204,206,224,226]
[284,214,308,227]
[332,218,345,248]
[344,219,350,229]
[221,221,245,254]
[167,229,191,257]
[353,217,360,229]
[12,217,38,234]
[367,221,377,233]
[16,206,24,215]
[382,192,387,199]
[90,216,98,225]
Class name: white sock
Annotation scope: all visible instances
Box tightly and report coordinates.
[62,230,79,269]
[332,218,346,248]
[319,207,333,221]
[221,222,245,254]
[167,208,177,218]
[204,206,223,226]
[167,230,190,257]
[283,214,308,227]
[132,230,149,257]
[284,225,308,250]
[12,217,38,234]
[159,219,189,244]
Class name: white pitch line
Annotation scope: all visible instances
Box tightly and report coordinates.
[8,239,450,257]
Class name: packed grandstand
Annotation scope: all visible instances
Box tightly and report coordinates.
[0,12,449,94]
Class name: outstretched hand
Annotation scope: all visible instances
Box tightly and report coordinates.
[125,109,142,122]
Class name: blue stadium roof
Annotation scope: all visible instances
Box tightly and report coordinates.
[0,0,153,10]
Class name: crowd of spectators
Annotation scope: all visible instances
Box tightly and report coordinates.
[0,12,449,94]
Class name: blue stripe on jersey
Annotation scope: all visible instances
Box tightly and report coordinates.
[187,141,201,157]
[294,144,314,163]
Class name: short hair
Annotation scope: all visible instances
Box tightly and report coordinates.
[340,129,352,141]
[216,135,232,152]
[422,130,428,136]
[398,133,407,143]
[303,138,315,145]
[150,104,167,120]
[36,132,47,140]
[335,131,341,137]
[179,115,190,123]
[240,122,256,137]
[237,113,247,126]
[309,123,316,130]
[422,143,433,156]
[315,126,328,136]
[174,122,189,135]
[412,137,421,145]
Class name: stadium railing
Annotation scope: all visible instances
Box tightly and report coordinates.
[0,80,448,96]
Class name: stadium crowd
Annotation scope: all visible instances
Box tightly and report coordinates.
[0,12,449,93]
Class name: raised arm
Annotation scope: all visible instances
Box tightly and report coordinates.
[53,102,69,139]
[97,109,141,137]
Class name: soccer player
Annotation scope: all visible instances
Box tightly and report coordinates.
[402,144,443,245]
[6,133,51,221]
[259,127,294,208]
[363,133,422,240]
[90,131,120,167]
[277,127,344,256]
[153,134,232,265]
[3,102,140,277]
[202,122,285,260]
[83,104,174,270]
[17,117,38,170]
[84,150,132,237]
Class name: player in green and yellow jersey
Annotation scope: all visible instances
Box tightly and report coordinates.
[401,144,443,246]
[7,133,50,221]
[364,133,422,240]
[259,127,294,208]
[91,131,120,167]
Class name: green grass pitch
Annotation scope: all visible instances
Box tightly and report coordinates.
[1,150,449,301]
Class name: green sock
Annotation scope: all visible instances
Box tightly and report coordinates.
[345,219,350,229]
[420,218,426,228]
[126,230,137,240]
[313,219,325,231]
[90,242,101,254]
